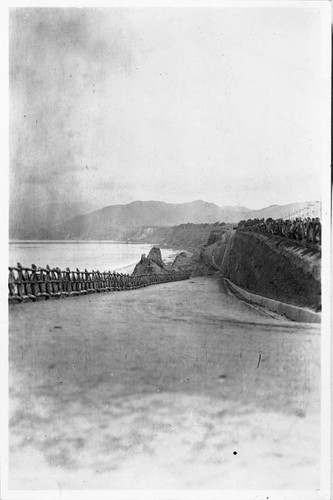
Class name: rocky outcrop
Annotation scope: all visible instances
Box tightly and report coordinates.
[171,251,196,274]
[146,247,166,268]
[132,247,197,277]
[132,250,168,276]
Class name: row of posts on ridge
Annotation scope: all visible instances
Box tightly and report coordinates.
[238,217,321,245]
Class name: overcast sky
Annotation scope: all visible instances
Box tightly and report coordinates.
[10,7,324,211]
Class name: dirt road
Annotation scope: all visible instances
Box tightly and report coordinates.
[8,277,320,490]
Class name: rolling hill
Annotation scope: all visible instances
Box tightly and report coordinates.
[56,200,251,240]
[9,199,321,241]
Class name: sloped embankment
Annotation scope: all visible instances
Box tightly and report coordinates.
[223,231,321,311]
[192,230,234,276]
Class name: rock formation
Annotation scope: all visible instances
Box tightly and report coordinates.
[132,248,169,276]
[132,246,196,277]
[171,251,195,274]
[146,247,166,268]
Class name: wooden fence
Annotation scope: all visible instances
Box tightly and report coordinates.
[8,263,191,303]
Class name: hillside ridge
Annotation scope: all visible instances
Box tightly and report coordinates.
[10,199,321,241]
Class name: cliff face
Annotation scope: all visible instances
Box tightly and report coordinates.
[195,229,321,311]
[224,231,321,310]
[193,230,234,276]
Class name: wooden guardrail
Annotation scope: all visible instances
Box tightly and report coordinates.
[8,263,190,303]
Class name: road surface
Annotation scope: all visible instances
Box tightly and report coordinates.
[8,277,320,490]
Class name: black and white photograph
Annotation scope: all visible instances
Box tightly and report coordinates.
[1,2,331,499]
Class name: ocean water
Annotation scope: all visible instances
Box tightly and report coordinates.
[9,241,178,274]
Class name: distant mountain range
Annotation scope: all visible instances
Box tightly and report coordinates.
[9,201,101,240]
[9,199,321,241]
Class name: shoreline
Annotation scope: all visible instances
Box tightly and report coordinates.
[8,241,182,275]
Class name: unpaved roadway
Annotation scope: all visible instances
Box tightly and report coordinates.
[8,277,320,490]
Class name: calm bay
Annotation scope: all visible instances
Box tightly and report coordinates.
[9,241,177,274]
